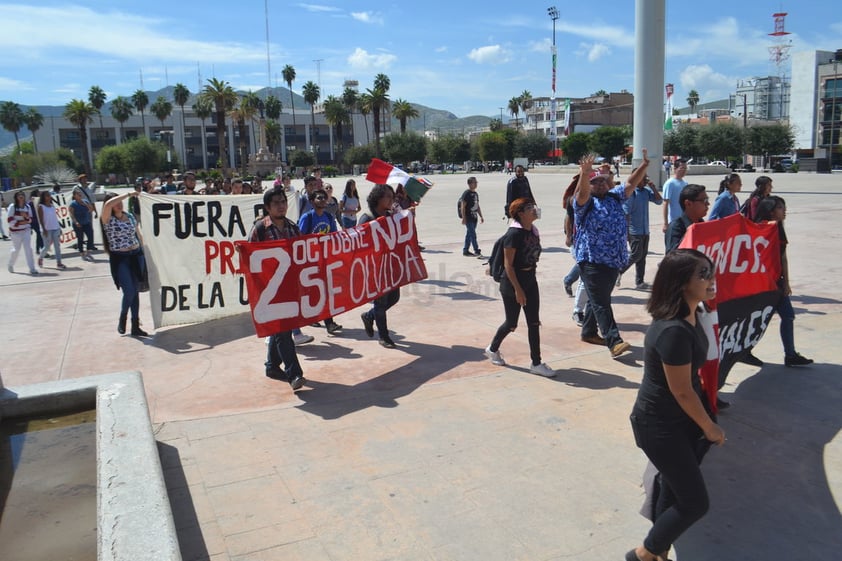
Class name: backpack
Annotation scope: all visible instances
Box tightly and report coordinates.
[457,195,463,219]
[485,232,508,282]
[739,197,752,218]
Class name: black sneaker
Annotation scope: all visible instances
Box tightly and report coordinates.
[326,321,343,335]
[785,353,813,367]
[564,282,573,297]
[379,337,396,349]
[360,313,374,337]
[289,375,305,390]
[463,250,475,256]
[265,367,285,380]
[572,311,584,327]
[738,352,763,367]
[716,397,731,410]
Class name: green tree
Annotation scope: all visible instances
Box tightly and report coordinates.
[746,123,794,166]
[23,107,44,154]
[110,96,133,143]
[374,73,391,133]
[697,122,744,162]
[192,97,213,169]
[686,90,700,114]
[173,83,191,166]
[131,89,149,132]
[121,137,170,177]
[366,86,389,159]
[663,124,700,158]
[63,98,97,176]
[341,86,358,145]
[150,96,173,129]
[96,144,128,179]
[301,80,321,164]
[357,92,372,145]
[588,126,627,161]
[290,149,314,168]
[508,96,521,129]
[88,85,107,131]
[264,95,282,120]
[489,118,504,132]
[391,99,419,134]
[343,144,375,167]
[591,89,608,97]
[383,132,427,165]
[199,78,238,173]
[519,90,533,129]
[323,95,350,162]
[515,132,552,163]
[560,132,591,164]
[429,133,470,164]
[265,119,282,154]
[0,101,25,153]
[498,128,519,161]
[282,64,296,147]
[476,131,507,162]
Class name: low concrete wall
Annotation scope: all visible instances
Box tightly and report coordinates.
[0,372,181,561]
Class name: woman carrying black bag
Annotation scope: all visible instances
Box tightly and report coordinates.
[101,191,150,337]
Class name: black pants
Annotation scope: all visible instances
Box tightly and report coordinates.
[490,270,541,365]
[621,234,649,285]
[630,413,711,554]
[579,261,622,348]
[363,288,401,339]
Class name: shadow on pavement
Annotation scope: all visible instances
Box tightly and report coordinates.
[150,313,255,354]
[294,343,484,420]
[158,442,210,561]
[676,362,842,559]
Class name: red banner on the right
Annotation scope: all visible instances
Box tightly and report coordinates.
[680,214,782,410]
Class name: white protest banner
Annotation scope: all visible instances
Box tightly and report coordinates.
[139,193,264,328]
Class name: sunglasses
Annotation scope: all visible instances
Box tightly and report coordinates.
[694,198,710,204]
[314,195,327,201]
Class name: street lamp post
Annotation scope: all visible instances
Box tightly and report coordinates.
[548,6,559,163]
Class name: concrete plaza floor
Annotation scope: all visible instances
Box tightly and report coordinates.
[1,168,841,560]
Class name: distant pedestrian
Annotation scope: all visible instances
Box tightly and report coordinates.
[620,172,662,289]
[69,188,95,260]
[742,175,773,221]
[504,165,534,218]
[708,173,742,220]
[339,179,361,229]
[6,191,38,275]
[460,176,484,256]
[37,191,65,270]
[664,184,708,254]
[661,159,687,235]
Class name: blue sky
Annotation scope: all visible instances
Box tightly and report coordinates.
[1,1,840,117]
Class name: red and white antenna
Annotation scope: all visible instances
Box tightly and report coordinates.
[768,12,792,70]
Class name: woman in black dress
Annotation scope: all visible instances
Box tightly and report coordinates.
[627,249,726,561]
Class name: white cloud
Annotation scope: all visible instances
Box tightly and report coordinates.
[351,11,384,25]
[347,48,397,70]
[529,38,552,53]
[556,20,635,48]
[587,43,611,62]
[467,45,511,65]
[678,64,738,101]
[0,77,30,90]
[435,46,448,53]
[297,3,341,12]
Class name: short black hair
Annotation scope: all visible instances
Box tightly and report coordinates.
[263,185,287,208]
[367,184,394,215]
[679,184,707,211]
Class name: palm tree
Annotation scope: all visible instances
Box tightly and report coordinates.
[366,86,389,158]
[282,64,296,149]
[192,97,213,169]
[341,86,358,145]
[241,91,261,151]
[519,90,533,129]
[265,120,282,154]
[323,95,350,162]
[0,101,25,153]
[508,96,521,129]
[357,92,372,145]
[392,99,419,133]
[302,80,321,165]
[373,73,391,132]
[23,107,44,153]
[131,89,149,133]
[199,78,238,173]
[63,99,96,177]
[687,90,700,115]
[151,96,173,129]
[173,83,191,166]
[110,96,133,143]
[264,95,282,120]
[88,85,107,132]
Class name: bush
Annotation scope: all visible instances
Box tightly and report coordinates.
[323,165,339,177]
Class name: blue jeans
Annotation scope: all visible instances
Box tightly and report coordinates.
[114,249,144,319]
[341,215,357,229]
[563,263,580,287]
[778,294,796,357]
[266,331,303,380]
[621,234,650,285]
[40,229,62,264]
[579,261,623,348]
[463,220,479,253]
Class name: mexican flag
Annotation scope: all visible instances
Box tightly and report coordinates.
[665,83,674,131]
[365,158,433,202]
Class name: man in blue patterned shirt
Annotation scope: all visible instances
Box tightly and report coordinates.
[573,150,650,358]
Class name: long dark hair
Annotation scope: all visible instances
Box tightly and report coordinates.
[718,173,740,194]
[647,249,713,320]
[344,179,358,199]
[750,175,772,200]
[367,184,394,216]
[754,195,785,222]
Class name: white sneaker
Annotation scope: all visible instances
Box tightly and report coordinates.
[484,346,506,365]
[293,333,315,345]
[530,362,556,377]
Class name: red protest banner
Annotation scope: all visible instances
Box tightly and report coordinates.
[236,211,427,337]
[680,213,782,411]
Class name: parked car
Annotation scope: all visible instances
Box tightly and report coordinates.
[707,160,727,167]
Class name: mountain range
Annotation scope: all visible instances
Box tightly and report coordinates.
[1,86,495,153]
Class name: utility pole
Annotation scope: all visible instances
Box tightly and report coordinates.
[548,6,559,162]
[313,59,324,90]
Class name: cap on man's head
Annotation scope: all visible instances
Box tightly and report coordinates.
[589,171,610,182]
[78,173,87,181]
